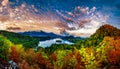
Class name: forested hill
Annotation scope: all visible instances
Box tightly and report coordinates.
[75,24,120,48]
[0,30,38,48]
[91,24,120,38]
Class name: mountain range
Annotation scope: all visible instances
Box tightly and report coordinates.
[18,31,62,37]
[0,24,119,48]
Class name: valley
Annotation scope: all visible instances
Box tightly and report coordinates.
[0,24,120,69]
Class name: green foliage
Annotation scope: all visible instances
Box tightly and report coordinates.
[53,50,72,68]
[45,44,74,54]
[0,35,13,60]
[0,30,39,48]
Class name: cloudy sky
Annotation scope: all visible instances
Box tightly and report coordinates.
[0,0,120,36]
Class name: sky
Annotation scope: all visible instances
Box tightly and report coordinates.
[0,0,120,36]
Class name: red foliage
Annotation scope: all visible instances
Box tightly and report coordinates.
[76,63,82,69]
[75,51,81,64]
[19,60,31,69]
[63,51,82,69]
[50,53,57,62]
[35,53,48,69]
[36,53,46,65]
[10,46,20,63]
[107,50,120,64]
[75,51,82,69]
[106,38,120,65]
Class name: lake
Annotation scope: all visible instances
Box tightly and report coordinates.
[38,38,74,48]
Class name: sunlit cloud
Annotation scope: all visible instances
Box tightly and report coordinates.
[1,0,9,6]
[0,0,109,36]
[56,6,109,36]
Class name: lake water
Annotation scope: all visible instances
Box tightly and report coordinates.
[38,38,74,48]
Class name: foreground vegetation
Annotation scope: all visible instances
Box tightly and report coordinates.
[0,24,120,69]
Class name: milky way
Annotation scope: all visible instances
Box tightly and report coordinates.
[0,0,120,36]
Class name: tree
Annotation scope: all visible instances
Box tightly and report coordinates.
[0,35,13,60]
[19,60,32,69]
[35,52,47,69]
[105,37,120,66]
[10,46,20,63]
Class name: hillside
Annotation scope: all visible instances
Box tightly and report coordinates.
[0,30,39,48]
[91,24,120,38]
[75,24,120,48]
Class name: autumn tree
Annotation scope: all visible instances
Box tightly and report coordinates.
[35,52,47,69]
[19,60,32,69]
[10,46,20,63]
[105,36,120,67]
